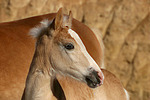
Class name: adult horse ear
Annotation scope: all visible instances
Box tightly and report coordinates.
[62,11,72,29]
[55,8,63,30]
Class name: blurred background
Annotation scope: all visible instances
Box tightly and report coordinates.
[0,0,150,100]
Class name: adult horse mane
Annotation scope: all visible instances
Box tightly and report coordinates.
[0,9,129,100]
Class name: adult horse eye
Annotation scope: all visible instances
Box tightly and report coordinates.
[64,43,74,50]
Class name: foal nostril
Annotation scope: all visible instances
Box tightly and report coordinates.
[85,70,101,88]
[92,70,101,84]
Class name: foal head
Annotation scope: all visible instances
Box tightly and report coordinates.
[30,8,104,88]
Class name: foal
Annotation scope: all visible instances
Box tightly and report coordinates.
[23,9,104,100]
[23,8,129,100]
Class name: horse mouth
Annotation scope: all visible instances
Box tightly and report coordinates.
[85,70,103,88]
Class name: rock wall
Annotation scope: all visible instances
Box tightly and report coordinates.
[0,0,150,100]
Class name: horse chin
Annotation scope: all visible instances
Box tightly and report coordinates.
[67,73,101,88]
[86,80,101,88]
[55,67,102,88]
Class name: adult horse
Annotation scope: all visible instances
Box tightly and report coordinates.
[0,8,128,100]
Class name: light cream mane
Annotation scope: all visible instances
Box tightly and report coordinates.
[29,19,52,38]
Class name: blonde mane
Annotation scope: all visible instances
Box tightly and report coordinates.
[29,19,52,38]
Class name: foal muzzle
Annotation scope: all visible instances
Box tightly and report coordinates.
[85,70,104,88]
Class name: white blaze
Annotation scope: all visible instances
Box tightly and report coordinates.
[124,89,130,100]
[68,29,103,74]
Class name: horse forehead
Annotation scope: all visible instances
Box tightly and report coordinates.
[55,28,83,46]
[57,28,69,36]
[68,29,80,40]
[68,29,86,48]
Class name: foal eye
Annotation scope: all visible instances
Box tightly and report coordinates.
[64,43,74,50]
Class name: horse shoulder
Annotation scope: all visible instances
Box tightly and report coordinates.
[57,75,94,100]
[94,69,127,100]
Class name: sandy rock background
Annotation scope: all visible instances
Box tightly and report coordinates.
[0,0,150,100]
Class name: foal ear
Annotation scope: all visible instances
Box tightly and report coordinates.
[55,8,73,29]
[62,11,72,29]
[55,8,63,30]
